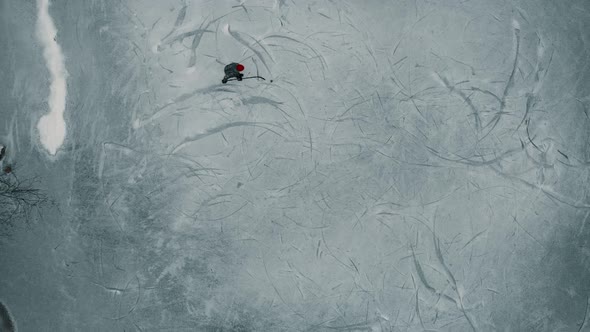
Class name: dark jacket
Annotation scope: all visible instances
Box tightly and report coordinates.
[222,63,243,83]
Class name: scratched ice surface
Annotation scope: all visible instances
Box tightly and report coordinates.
[1,0,590,331]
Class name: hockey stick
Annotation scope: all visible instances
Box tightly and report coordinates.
[242,75,266,80]
[223,75,267,83]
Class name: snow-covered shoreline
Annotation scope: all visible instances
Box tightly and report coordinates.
[36,0,67,156]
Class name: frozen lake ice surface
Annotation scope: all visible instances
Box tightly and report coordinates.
[1,0,590,331]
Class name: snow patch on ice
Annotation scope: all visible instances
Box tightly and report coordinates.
[152,43,161,53]
[512,19,520,30]
[222,23,230,36]
[431,72,446,88]
[36,0,68,156]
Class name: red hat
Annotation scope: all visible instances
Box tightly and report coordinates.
[236,64,245,71]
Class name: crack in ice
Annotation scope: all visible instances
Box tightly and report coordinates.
[36,0,67,155]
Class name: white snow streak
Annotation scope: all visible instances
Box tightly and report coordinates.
[36,0,67,155]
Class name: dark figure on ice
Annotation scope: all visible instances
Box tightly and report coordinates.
[0,300,16,332]
[222,62,245,84]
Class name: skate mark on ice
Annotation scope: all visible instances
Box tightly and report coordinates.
[228,25,273,75]
[170,121,286,153]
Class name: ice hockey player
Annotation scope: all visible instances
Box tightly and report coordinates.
[222,62,245,84]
